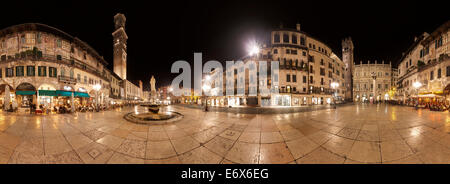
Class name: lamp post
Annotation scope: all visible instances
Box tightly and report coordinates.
[248,43,260,56]
[202,84,211,111]
[168,87,173,104]
[331,82,339,109]
[202,75,211,111]
[413,81,422,106]
[93,84,101,112]
[371,72,377,104]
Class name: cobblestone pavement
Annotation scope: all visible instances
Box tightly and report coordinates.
[1,104,449,164]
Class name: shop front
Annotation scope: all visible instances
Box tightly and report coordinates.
[227,96,241,107]
[272,94,291,106]
[312,97,318,105]
[36,89,90,112]
[37,84,57,110]
[15,83,37,109]
[37,89,56,110]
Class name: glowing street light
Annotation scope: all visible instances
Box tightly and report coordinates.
[93,84,101,111]
[247,40,260,56]
[413,81,422,89]
[202,84,211,91]
[331,82,339,89]
[202,84,211,111]
[413,81,422,105]
[331,82,339,109]
[93,84,101,91]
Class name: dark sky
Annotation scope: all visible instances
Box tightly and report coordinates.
[1,0,448,89]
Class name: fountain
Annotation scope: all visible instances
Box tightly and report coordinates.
[123,76,183,124]
[124,104,182,124]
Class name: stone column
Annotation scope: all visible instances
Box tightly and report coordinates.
[36,90,40,110]
[71,91,75,112]
[257,95,261,107]
[373,79,376,103]
[4,85,10,111]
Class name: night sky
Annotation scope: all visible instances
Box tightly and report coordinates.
[1,0,448,89]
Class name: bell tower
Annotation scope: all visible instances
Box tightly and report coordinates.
[112,13,128,79]
[342,37,354,102]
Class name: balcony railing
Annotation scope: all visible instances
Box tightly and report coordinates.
[58,75,77,84]
[0,53,110,81]
[418,53,449,72]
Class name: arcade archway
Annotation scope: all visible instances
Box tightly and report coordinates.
[15,82,37,108]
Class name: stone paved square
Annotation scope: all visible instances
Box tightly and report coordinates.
[1,104,449,164]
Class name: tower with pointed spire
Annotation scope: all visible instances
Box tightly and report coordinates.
[112,13,128,80]
[342,37,354,102]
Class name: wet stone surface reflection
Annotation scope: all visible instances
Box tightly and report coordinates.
[0,104,450,164]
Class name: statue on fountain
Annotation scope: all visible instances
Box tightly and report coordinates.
[150,75,158,103]
[147,75,160,113]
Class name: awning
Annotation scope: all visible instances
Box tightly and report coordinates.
[74,92,90,98]
[56,90,73,97]
[16,90,36,95]
[414,94,445,98]
[38,90,57,96]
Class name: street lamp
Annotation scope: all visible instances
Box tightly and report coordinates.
[413,81,422,89]
[331,82,339,109]
[93,84,101,111]
[413,81,422,105]
[247,41,260,56]
[202,84,211,111]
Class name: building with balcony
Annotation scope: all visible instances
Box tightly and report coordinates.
[396,20,449,103]
[0,13,145,112]
[0,23,113,111]
[205,24,348,107]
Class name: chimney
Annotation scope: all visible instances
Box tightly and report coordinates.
[360,61,362,65]
[414,36,418,42]
[296,23,301,31]
[279,22,283,29]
